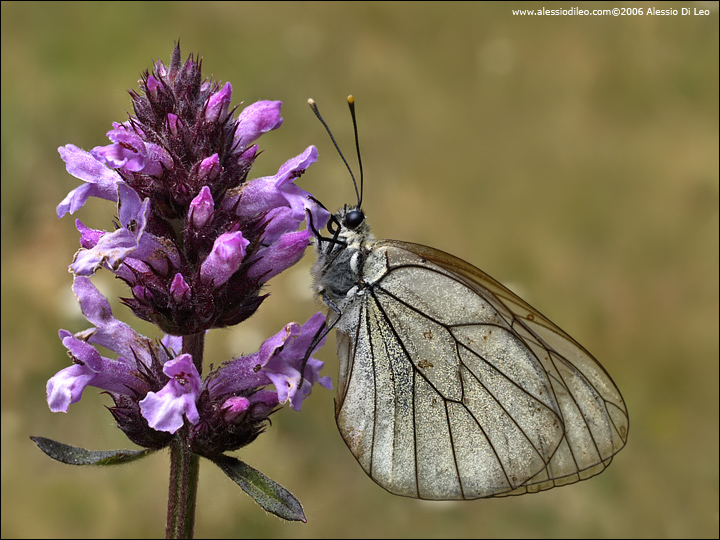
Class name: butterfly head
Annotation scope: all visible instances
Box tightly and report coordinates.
[342,207,365,230]
[324,205,374,250]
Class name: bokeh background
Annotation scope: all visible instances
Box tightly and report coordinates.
[2,2,717,538]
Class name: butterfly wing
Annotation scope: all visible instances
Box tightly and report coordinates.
[333,239,628,500]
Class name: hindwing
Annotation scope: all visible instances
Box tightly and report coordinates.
[334,240,629,500]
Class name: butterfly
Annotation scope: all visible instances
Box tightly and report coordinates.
[306,96,628,500]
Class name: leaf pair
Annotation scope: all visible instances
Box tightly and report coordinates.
[31,436,305,522]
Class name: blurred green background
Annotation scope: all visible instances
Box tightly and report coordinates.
[2,2,717,538]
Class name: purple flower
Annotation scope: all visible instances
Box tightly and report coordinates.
[69,183,179,276]
[247,229,313,285]
[205,82,233,123]
[47,275,331,450]
[221,396,250,421]
[47,277,161,400]
[260,312,332,410]
[230,145,329,227]
[197,154,220,183]
[170,273,191,302]
[200,231,250,287]
[188,185,215,229]
[56,144,124,217]
[56,47,327,335]
[139,354,201,433]
[47,45,333,460]
[91,126,173,176]
[234,100,284,150]
[207,312,331,412]
[169,311,330,456]
[46,276,176,447]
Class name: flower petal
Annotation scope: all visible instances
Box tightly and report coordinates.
[234,100,283,149]
[139,354,201,433]
[56,145,123,217]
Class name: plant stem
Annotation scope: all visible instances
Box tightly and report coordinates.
[165,332,205,539]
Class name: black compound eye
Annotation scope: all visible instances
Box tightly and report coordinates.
[344,209,365,229]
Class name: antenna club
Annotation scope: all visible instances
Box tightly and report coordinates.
[347,95,355,105]
[308,98,316,106]
[308,97,363,208]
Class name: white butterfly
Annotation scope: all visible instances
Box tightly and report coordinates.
[307,97,628,500]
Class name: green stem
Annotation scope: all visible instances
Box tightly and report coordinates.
[165,332,205,539]
[166,435,200,538]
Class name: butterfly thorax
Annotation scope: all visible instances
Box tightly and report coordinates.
[312,206,379,312]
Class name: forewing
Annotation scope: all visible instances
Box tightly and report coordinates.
[334,240,628,500]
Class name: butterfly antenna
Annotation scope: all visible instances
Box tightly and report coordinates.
[347,95,364,208]
[308,98,362,208]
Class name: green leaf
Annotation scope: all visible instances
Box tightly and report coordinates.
[30,436,156,465]
[210,454,306,523]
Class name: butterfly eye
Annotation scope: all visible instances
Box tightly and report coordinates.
[343,209,364,229]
